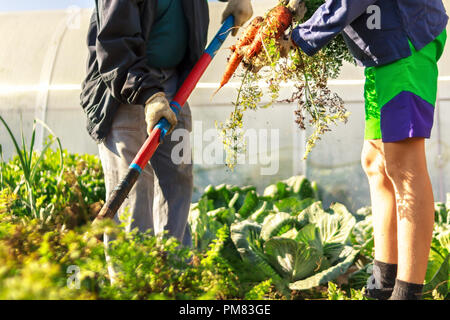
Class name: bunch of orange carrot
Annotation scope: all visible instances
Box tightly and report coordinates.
[216,5,293,94]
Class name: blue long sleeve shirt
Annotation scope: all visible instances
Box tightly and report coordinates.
[146,0,189,69]
[292,0,448,67]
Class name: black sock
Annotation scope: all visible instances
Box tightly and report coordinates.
[373,260,397,289]
[389,279,424,300]
[364,260,397,300]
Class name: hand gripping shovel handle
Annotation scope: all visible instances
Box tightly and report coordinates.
[94,16,235,223]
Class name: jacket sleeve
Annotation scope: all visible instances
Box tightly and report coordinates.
[95,0,163,106]
[292,0,379,56]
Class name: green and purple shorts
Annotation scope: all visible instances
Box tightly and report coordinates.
[364,30,447,142]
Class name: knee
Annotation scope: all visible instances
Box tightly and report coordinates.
[361,148,387,180]
[383,139,426,183]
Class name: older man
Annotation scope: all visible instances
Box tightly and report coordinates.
[80,0,253,247]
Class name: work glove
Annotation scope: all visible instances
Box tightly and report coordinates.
[222,0,253,37]
[144,92,178,137]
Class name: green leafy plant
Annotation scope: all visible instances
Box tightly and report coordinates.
[189,176,319,252]
[244,279,273,300]
[1,138,449,300]
[0,117,63,219]
[0,212,247,300]
[228,200,359,296]
[327,282,366,300]
[0,118,105,227]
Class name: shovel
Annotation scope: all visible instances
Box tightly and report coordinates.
[93,16,235,224]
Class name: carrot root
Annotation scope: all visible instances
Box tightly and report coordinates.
[215,16,264,94]
[246,6,293,59]
[214,6,293,96]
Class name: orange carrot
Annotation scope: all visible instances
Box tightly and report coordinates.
[215,16,264,94]
[233,16,264,52]
[246,6,293,59]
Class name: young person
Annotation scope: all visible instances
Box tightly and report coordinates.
[290,0,448,300]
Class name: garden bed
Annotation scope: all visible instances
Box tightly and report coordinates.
[0,147,448,300]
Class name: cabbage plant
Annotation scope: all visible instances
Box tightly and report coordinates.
[230,201,359,292]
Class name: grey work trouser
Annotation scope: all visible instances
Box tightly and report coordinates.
[98,68,193,247]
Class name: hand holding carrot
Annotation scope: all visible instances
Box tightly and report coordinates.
[245,6,293,59]
[215,4,295,94]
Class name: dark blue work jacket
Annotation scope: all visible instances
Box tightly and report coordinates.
[292,0,448,67]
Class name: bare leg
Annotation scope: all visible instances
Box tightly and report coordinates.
[383,138,434,284]
[361,140,398,264]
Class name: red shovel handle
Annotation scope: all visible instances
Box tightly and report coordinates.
[94,17,235,223]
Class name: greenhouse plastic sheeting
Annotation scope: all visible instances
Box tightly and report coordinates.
[1,1,449,212]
